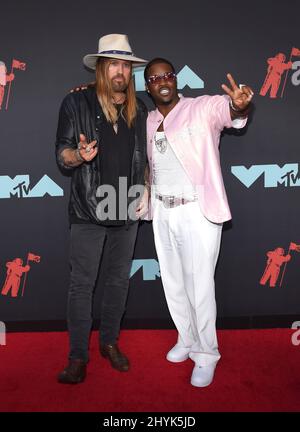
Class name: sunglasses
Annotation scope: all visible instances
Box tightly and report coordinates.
[147,72,177,85]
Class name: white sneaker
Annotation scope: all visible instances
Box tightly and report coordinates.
[166,344,191,363]
[190,364,216,387]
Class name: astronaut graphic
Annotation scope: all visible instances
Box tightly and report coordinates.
[0,59,26,110]
[0,61,14,109]
[259,53,292,98]
[1,252,40,297]
[260,242,300,287]
[1,258,30,297]
[260,248,291,287]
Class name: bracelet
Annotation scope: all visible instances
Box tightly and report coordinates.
[75,148,85,163]
[229,99,243,112]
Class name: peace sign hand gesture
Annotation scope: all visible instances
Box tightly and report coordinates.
[221,73,254,111]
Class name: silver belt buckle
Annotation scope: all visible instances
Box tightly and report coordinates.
[156,194,189,208]
[167,196,175,208]
[163,195,178,208]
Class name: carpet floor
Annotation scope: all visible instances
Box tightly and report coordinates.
[0,329,299,412]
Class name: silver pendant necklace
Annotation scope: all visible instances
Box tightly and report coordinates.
[113,104,124,134]
[155,135,168,154]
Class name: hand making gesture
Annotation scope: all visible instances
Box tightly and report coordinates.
[77,134,98,162]
[221,73,254,111]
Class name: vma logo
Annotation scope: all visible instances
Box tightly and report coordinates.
[133,65,204,92]
[130,259,160,280]
[0,175,64,199]
[231,164,300,188]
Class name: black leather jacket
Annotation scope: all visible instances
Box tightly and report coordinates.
[55,86,147,224]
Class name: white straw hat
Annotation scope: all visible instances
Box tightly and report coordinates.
[83,34,147,70]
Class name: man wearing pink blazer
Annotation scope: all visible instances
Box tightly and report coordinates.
[144,58,253,387]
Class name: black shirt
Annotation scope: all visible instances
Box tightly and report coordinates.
[71,103,135,226]
[97,103,135,226]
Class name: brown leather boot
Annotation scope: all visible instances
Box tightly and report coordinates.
[100,344,130,372]
[57,359,87,384]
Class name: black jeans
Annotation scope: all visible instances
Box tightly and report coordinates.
[67,222,138,362]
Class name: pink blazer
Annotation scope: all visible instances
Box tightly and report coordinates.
[146,95,247,223]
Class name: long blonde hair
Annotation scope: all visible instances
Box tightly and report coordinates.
[95,58,137,128]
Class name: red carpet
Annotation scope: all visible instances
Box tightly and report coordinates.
[0,329,299,412]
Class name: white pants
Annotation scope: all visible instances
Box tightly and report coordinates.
[152,199,222,367]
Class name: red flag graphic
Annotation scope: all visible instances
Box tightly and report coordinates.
[12,59,26,70]
[27,252,41,263]
[289,242,300,252]
[291,47,300,57]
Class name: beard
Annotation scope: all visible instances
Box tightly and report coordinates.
[111,74,128,92]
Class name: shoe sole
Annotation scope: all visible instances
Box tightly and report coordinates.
[190,379,213,387]
[57,375,86,384]
[166,354,190,363]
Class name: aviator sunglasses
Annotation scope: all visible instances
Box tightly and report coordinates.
[147,71,177,85]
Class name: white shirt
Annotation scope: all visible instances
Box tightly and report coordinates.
[152,131,196,199]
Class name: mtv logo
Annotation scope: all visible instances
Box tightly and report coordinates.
[0,321,6,346]
[130,259,161,280]
[0,175,64,198]
[231,164,300,188]
[133,65,204,92]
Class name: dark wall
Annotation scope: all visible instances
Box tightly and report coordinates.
[0,0,299,328]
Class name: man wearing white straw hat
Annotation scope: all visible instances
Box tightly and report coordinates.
[55,34,149,384]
